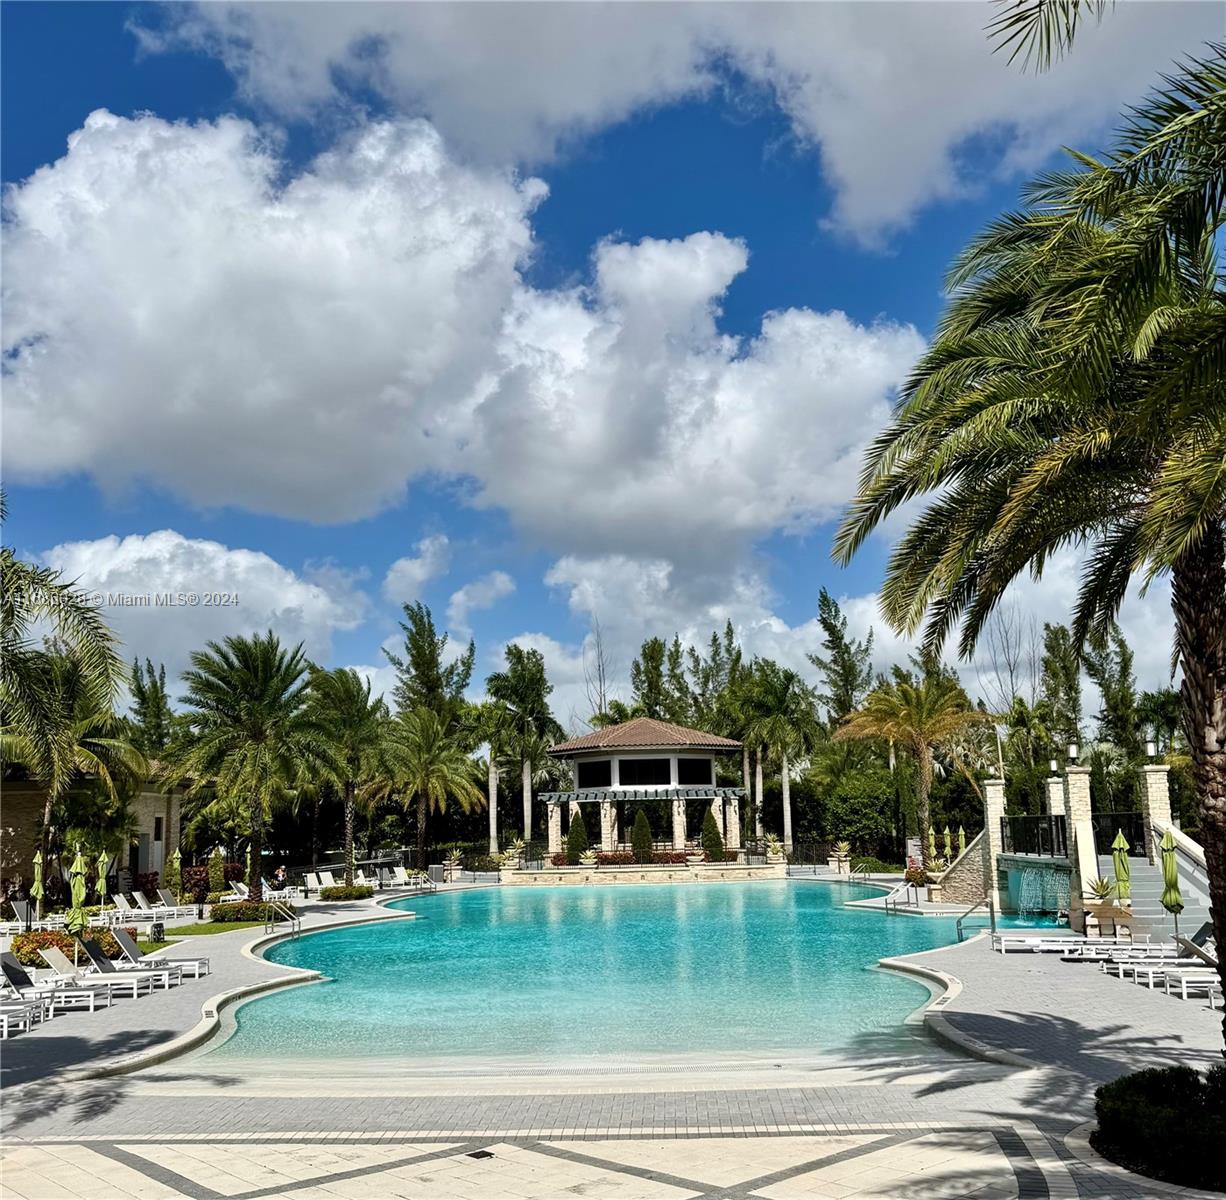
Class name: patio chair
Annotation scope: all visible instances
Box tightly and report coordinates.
[260,878,294,902]
[2,954,111,1013]
[9,900,65,932]
[110,894,153,924]
[1161,967,1222,1000]
[392,866,410,886]
[112,928,210,978]
[132,891,178,919]
[0,1000,45,1038]
[301,872,321,896]
[317,871,337,889]
[38,948,146,1003]
[353,868,370,887]
[78,939,183,990]
[156,890,195,917]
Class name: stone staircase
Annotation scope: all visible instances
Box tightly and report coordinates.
[1098,840,1213,937]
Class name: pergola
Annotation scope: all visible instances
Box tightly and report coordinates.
[542,717,746,855]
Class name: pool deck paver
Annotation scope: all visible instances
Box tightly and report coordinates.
[3,902,1223,1198]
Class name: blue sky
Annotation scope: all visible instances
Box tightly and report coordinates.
[3,2,1215,723]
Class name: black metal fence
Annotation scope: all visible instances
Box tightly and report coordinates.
[1001,813,1068,858]
[1091,811,1148,857]
[786,842,835,870]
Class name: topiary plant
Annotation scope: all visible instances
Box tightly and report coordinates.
[701,808,724,862]
[566,808,590,864]
[631,809,653,864]
[208,847,225,896]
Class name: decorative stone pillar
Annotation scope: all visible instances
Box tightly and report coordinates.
[1139,763,1172,862]
[1064,766,1097,930]
[982,777,1006,911]
[726,795,741,851]
[1045,773,1065,818]
[672,795,687,850]
[547,802,563,856]
[600,799,615,850]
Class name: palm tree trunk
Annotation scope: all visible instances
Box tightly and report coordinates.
[521,757,532,841]
[781,751,792,849]
[1171,528,1226,1045]
[343,779,355,886]
[38,790,54,920]
[916,746,933,872]
[416,792,427,871]
[742,746,750,792]
[248,791,263,902]
[488,759,499,854]
[310,788,320,870]
[754,747,764,839]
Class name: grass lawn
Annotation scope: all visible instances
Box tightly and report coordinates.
[162,921,268,938]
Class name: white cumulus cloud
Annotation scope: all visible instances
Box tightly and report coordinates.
[136,1,1220,239]
[39,530,368,685]
[3,110,544,520]
[382,534,451,603]
[446,570,516,639]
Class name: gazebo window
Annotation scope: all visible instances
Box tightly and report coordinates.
[677,758,713,785]
[577,759,612,788]
[618,758,670,786]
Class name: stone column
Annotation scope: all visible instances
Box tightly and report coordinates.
[547,802,563,856]
[726,795,741,851]
[982,777,1006,911]
[1045,773,1065,818]
[1064,766,1097,929]
[600,799,615,850]
[672,795,687,850]
[1139,763,1172,862]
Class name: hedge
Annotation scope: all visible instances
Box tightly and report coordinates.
[319,885,373,901]
[1091,1065,1226,1192]
[210,902,297,923]
[11,928,138,967]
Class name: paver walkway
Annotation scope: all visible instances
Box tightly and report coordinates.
[3,900,1221,1198]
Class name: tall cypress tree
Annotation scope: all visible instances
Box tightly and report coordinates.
[807,589,874,728]
[384,601,474,725]
[129,658,173,756]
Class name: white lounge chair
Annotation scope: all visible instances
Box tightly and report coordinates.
[0,1000,45,1038]
[39,948,148,1002]
[110,894,156,924]
[8,900,66,932]
[112,929,210,978]
[132,891,179,919]
[2,952,113,1013]
[156,889,196,917]
[78,938,183,990]
[317,871,338,889]
[1162,967,1222,1000]
[993,932,1137,953]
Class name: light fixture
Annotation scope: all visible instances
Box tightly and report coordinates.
[1068,742,1079,765]
[1049,759,1058,775]
[1145,739,1157,760]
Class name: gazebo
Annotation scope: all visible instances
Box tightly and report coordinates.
[542,717,746,856]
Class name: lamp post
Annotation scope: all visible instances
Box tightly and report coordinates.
[1068,742,1079,766]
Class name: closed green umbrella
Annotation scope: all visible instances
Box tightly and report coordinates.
[95,850,110,904]
[927,827,937,862]
[31,850,44,921]
[943,826,953,860]
[1160,827,1183,937]
[63,848,89,949]
[165,847,182,900]
[957,826,966,857]
[1111,830,1131,902]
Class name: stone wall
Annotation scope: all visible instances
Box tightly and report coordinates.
[930,831,986,906]
[502,862,787,886]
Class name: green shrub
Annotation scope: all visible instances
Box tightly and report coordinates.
[210,902,297,923]
[566,809,590,865]
[164,855,182,900]
[1091,1065,1226,1191]
[631,809,653,864]
[319,885,374,901]
[206,891,223,905]
[467,855,501,873]
[701,809,724,861]
[852,856,904,874]
[208,848,225,895]
[11,928,137,967]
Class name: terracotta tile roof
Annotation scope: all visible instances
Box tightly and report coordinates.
[549,717,741,755]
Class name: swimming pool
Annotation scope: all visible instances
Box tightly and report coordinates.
[210,882,985,1065]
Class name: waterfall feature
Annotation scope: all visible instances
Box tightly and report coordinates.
[1017,865,1071,915]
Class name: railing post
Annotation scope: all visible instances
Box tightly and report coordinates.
[1064,766,1097,932]
[1046,771,1065,818]
[1138,763,1172,863]
[982,777,1006,912]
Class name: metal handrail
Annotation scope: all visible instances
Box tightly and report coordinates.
[264,899,301,938]
[956,897,995,941]
[882,879,918,915]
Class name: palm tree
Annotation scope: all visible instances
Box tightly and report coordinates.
[388,708,484,867]
[987,0,1111,70]
[747,661,821,848]
[2,654,147,908]
[170,632,337,902]
[473,701,513,852]
[835,672,991,870]
[308,667,390,885]
[2,502,126,807]
[834,54,1226,1025]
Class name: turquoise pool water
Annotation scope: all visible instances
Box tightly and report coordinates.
[212,882,985,1063]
